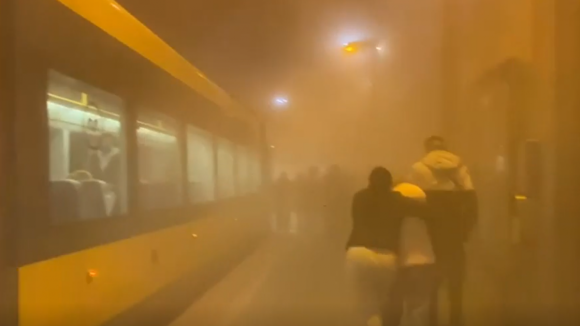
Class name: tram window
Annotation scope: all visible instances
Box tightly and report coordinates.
[47,70,127,222]
[137,111,182,210]
[187,126,215,204]
[235,146,250,195]
[249,152,262,192]
[216,138,236,199]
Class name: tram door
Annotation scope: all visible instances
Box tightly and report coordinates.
[471,78,512,253]
[0,0,17,324]
[471,60,534,256]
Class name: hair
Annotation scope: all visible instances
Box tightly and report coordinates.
[424,135,447,152]
[368,166,393,191]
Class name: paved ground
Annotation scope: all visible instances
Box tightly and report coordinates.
[167,217,506,326]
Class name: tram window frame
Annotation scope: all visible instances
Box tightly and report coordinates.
[136,110,183,211]
[46,70,128,223]
[186,125,216,204]
[235,145,251,195]
[216,137,236,199]
[250,151,262,193]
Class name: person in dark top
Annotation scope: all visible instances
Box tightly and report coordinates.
[346,166,425,252]
[407,136,478,326]
[345,166,426,326]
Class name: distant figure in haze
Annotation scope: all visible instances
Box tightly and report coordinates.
[345,167,426,326]
[407,136,478,326]
[292,172,307,218]
[273,172,292,232]
[305,166,323,232]
[322,164,350,241]
[408,135,473,191]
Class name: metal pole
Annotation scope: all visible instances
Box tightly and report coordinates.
[441,0,459,139]
[0,0,18,324]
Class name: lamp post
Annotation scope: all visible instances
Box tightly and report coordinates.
[341,39,387,164]
[264,96,289,178]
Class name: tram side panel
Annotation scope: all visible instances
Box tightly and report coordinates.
[19,205,268,326]
[13,1,269,326]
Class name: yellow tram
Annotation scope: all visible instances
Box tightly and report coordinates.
[0,1,270,325]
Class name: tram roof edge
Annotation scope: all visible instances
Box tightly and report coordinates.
[56,0,261,124]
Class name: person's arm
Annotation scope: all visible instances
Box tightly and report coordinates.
[351,191,363,223]
[458,165,474,190]
[400,195,428,219]
[407,162,432,190]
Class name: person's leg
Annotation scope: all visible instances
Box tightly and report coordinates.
[346,248,398,325]
[381,273,404,326]
[447,272,464,326]
[405,265,439,326]
[447,255,466,326]
[429,289,439,326]
[345,248,382,324]
[375,251,399,326]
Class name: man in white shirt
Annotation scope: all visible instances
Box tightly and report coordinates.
[408,136,473,191]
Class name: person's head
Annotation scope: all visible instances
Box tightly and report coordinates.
[394,182,426,202]
[368,166,393,191]
[278,172,289,181]
[101,133,117,152]
[308,166,320,178]
[327,164,340,176]
[424,135,447,153]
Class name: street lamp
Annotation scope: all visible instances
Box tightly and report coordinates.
[342,40,384,55]
[340,40,387,163]
[272,96,289,110]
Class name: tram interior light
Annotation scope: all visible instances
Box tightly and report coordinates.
[48,101,176,143]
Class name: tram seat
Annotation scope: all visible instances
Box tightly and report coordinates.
[50,180,82,221]
[79,180,108,219]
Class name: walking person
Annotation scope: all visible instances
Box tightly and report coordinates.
[305,166,323,233]
[385,182,438,326]
[345,167,426,326]
[408,136,478,326]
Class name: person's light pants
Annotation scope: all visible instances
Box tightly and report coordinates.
[345,247,398,326]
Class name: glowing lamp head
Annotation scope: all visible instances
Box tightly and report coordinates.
[343,44,357,53]
[272,97,289,109]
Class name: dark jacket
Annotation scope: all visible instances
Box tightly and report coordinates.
[424,190,478,261]
[346,189,426,252]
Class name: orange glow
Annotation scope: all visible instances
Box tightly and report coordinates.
[87,269,99,278]
[191,233,198,238]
